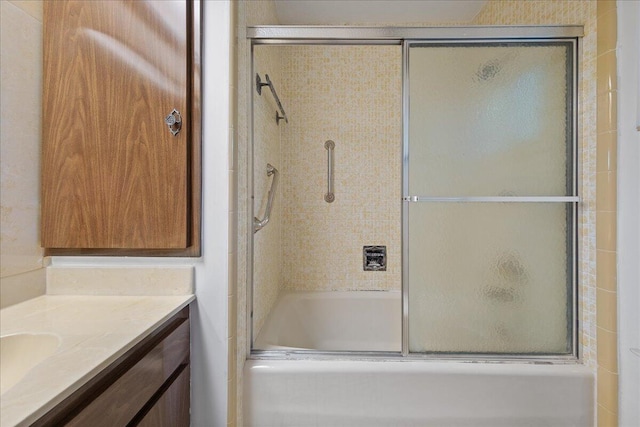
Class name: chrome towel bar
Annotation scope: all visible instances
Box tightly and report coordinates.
[254,164,279,233]
[256,74,288,125]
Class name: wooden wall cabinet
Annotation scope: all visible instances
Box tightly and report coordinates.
[34,307,190,427]
[42,0,200,255]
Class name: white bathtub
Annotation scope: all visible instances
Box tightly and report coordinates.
[245,291,594,426]
[254,291,401,351]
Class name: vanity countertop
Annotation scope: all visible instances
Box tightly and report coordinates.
[0,294,195,427]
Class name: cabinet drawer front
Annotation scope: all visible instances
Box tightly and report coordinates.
[136,365,190,427]
[67,320,189,426]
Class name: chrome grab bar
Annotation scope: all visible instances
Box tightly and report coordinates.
[254,163,279,233]
[324,140,335,203]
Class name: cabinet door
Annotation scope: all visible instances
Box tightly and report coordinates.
[42,0,189,249]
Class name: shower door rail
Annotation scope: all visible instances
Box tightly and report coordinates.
[248,26,584,41]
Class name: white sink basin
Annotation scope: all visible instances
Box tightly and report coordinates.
[0,333,61,395]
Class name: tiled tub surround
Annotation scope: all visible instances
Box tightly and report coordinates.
[595,1,619,425]
[238,1,601,425]
[280,45,402,292]
[250,44,402,339]
[0,267,195,427]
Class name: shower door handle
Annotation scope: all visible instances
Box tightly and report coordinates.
[403,196,580,202]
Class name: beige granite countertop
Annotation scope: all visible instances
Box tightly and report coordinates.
[0,294,195,427]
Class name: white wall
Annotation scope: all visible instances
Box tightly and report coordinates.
[0,0,46,305]
[617,2,640,426]
[191,1,231,425]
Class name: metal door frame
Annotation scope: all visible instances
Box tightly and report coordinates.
[247,26,582,362]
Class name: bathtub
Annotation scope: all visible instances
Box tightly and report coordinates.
[245,291,594,426]
[254,291,401,351]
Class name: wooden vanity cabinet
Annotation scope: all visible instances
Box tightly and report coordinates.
[137,365,190,427]
[41,0,201,255]
[33,307,190,427]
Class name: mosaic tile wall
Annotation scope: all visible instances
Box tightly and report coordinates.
[280,45,402,292]
[473,0,598,369]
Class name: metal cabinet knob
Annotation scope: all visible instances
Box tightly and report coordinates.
[165,109,182,136]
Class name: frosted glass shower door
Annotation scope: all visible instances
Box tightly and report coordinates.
[406,41,577,355]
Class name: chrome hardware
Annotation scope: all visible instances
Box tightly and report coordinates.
[324,140,335,203]
[164,109,182,136]
[402,196,580,203]
[254,164,279,233]
[363,246,387,271]
[256,74,288,125]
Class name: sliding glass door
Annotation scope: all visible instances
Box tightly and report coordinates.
[405,41,577,355]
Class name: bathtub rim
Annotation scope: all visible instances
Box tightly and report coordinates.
[249,349,580,364]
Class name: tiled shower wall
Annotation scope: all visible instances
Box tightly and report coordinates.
[250,43,404,331]
[594,2,619,424]
[280,45,402,292]
[473,0,598,369]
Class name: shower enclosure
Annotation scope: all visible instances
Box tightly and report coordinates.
[248,26,580,359]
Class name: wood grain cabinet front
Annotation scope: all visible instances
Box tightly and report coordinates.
[137,366,190,427]
[41,0,201,254]
[33,307,191,427]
